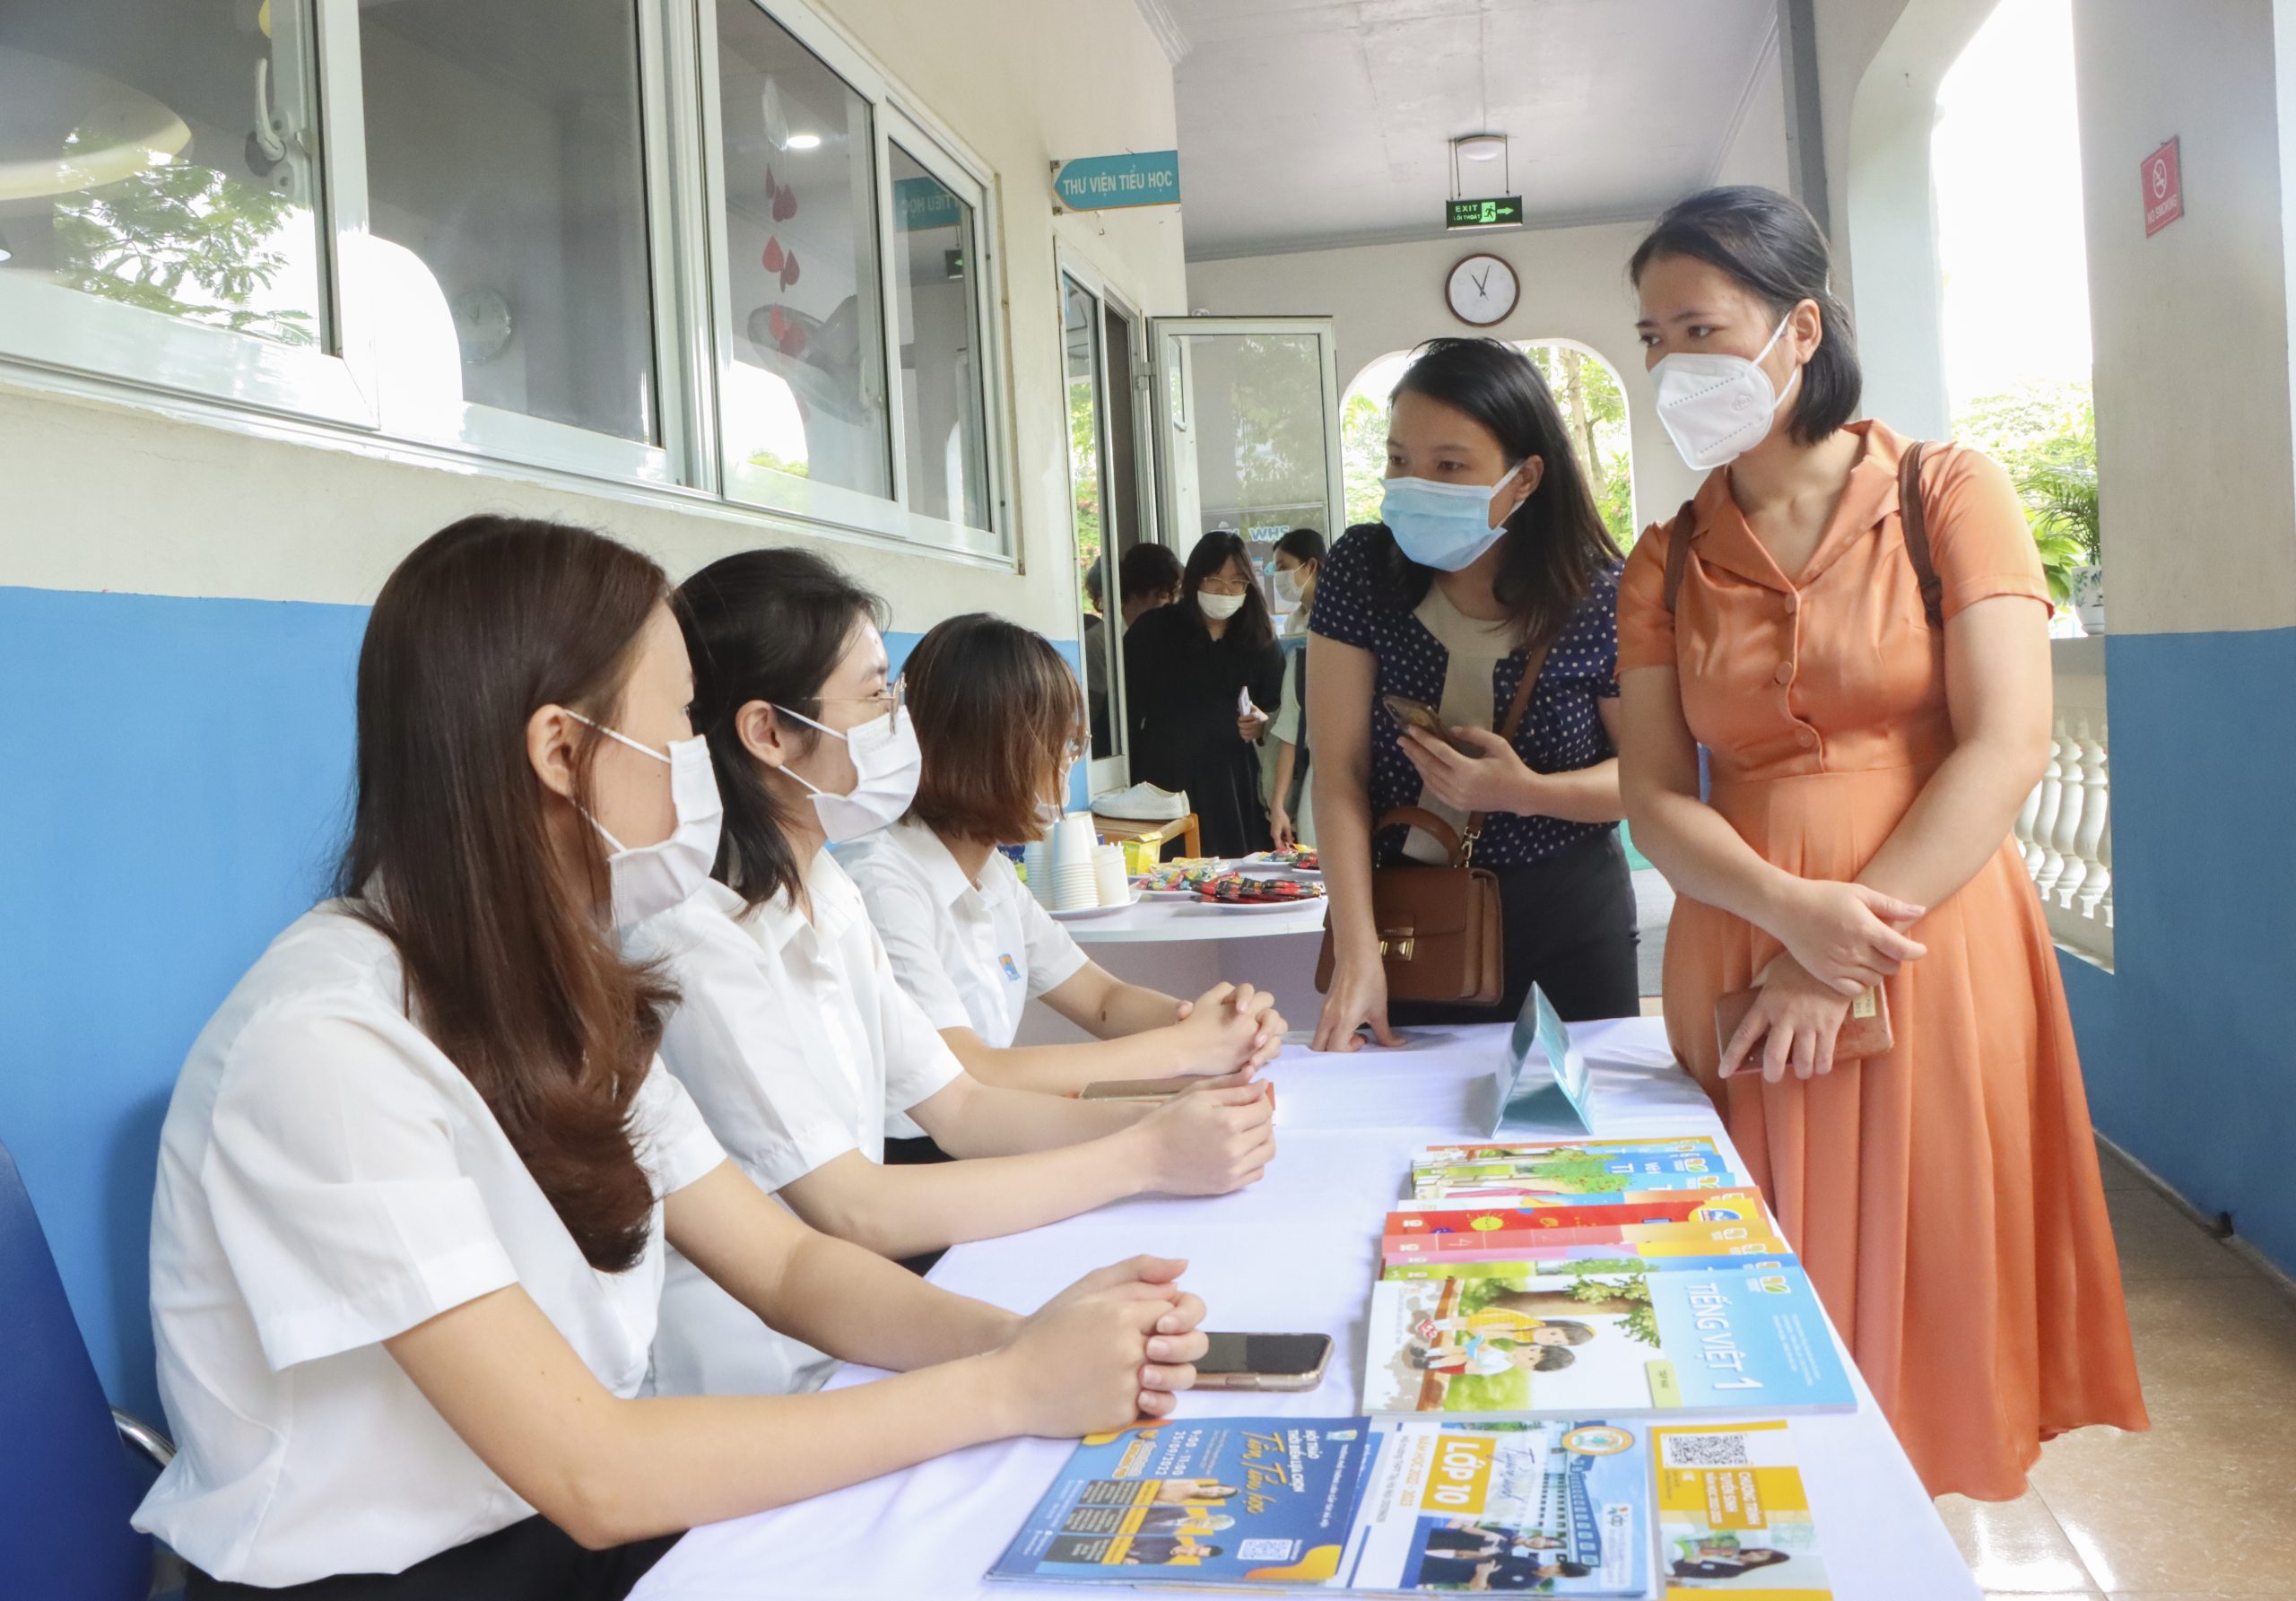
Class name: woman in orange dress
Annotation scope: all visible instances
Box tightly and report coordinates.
[1613,187,2146,1500]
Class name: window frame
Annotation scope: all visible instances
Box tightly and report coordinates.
[0,0,1017,562]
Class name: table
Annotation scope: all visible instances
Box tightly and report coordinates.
[630,1020,1978,1601]
[1091,810,1203,860]
[1017,895,1327,1048]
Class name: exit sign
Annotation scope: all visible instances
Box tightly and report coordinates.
[1446,196,1524,231]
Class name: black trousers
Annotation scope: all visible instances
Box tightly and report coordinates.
[187,1517,679,1601]
[1387,829,1641,1028]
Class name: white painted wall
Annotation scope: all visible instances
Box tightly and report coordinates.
[2074,0,2296,635]
[1185,222,1705,534]
[0,0,1185,645]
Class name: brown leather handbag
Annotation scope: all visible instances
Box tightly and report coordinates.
[1315,643,1549,1006]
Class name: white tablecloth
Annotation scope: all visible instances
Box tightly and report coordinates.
[631,1019,1978,1601]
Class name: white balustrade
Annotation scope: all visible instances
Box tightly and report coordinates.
[2015,638,2113,966]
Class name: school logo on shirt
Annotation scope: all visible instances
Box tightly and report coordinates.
[1000,954,1022,981]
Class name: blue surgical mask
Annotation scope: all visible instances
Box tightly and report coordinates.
[1379,466,1523,571]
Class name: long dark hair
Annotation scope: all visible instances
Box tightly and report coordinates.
[904,613,1085,846]
[1370,337,1620,650]
[1177,530,1276,650]
[1629,186,1859,444]
[677,548,887,911]
[336,516,674,1274]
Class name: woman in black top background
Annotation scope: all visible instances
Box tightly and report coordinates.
[1123,531,1286,857]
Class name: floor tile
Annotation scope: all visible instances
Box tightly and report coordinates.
[2119,1276,2296,1417]
[2101,1188,2250,1281]
[2029,1405,2296,1592]
[1937,1486,2094,1591]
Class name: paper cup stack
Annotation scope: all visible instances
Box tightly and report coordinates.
[1049,814,1100,911]
[1022,839,1052,908]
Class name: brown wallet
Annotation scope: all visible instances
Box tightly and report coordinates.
[1714,981,1893,1065]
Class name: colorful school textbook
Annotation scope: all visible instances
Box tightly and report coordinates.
[987,1414,1655,1596]
[1412,1138,1741,1202]
[1361,1263,1855,1420]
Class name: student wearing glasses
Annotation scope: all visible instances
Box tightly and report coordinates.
[628,548,1275,1389]
[1121,530,1288,856]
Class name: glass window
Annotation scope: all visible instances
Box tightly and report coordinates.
[715,0,889,499]
[359,0,657,444]
[0,1,326,346]
[891,144,989,530]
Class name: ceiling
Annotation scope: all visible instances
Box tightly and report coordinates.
[1151,0,1779,261]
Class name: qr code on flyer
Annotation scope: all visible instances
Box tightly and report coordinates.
[1237,1539,1299,1561]
[1662,1432,1752,1468]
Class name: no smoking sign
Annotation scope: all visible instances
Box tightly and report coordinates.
[2143,136,2183,237]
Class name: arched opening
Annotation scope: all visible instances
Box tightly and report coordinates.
[1933,0,2098,634]
[1339,341,1636,544]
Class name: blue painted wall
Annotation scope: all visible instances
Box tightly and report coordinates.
[0,580,1072,1421]
[2057,627,2296,1277]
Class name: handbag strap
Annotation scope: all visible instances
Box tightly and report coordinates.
[1665,448,1942,626]
[1372,635,1553,867]
[1897,441,1944,627]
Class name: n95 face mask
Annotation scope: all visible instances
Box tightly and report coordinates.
[1651,312,1800,472]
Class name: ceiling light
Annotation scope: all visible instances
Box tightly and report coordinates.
[1456,134,1506,163]
[786,132,822,150]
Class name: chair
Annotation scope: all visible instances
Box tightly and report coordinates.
[0,1137,174,1600]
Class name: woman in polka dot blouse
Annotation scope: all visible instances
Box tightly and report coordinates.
[1306,338,1639,1050]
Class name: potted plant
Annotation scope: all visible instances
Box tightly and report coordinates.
[2022,459,2102,632]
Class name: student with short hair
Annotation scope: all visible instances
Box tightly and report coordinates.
[633,549,1275,1394]
[136,517,1210,1599]
[841,612,1287,1098]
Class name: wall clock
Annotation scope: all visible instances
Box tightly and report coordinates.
[1445,253,1518,327]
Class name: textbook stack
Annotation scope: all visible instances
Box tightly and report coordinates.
[1366,1138,1856,1422]
[992,1135,1847,1595]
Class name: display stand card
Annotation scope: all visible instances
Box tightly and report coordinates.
[1489,986,1594,1136]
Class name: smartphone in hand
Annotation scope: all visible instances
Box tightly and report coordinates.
[1381,693,1474,753]
[1190,1332,1334,1391]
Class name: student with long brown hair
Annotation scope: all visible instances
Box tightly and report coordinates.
[633,550,1275,1396]
[135,517,1211,1598]
[842,612,1288,1098]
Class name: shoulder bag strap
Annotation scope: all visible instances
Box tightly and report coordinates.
[1458,633,1556,861]
[1660,500,1699,614]
[1898,441,1944,627]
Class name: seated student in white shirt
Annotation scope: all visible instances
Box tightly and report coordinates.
[633,548,1277,1390]
[138,517,1211,1601]
[841,613,1290,1099]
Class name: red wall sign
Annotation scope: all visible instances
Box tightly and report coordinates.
[2143,137,2183,236]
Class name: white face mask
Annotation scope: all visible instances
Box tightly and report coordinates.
[1651,312,1801,471]
[774,700,922,843]
[569,712,724,930]
[1197,589,1247,622]
[1273,566,1305,608]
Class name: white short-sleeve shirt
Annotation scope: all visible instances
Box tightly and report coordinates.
[133,906,726,1588]
[628,853,965,1397]
[838,819,1091,1051]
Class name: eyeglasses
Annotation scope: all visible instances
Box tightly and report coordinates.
[1197,576,1253,596]
[811,676,904,714]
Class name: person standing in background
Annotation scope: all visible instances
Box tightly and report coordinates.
[1118,543,1184,626]
[1267,528,1325,848]
[1613,186,2144,1498]
[1123,531,1286,857]
[1308,338,1637,1049]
